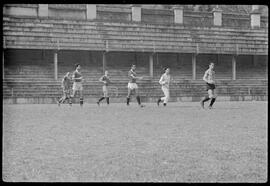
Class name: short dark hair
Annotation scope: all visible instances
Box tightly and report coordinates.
[75,63,80,69]
[163,67,169,72]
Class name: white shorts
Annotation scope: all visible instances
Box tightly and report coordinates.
[73,82,83,91]
[127,83,138,90]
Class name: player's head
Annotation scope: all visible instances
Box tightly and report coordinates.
[164,67,170,74]
[75,63,81,70]
[104,70,108,76]
[209,62,214,70]
[131,64,136,70]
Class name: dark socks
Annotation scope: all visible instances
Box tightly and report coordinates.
[157,98,161,106]
[80,98,83,106]
[202,96,210,103]
[209,98,216,107]
[98,97,105,103]
[106,97,109,104]
[69,97,72,105]
[127,97,130,105]
[136,96,141,105]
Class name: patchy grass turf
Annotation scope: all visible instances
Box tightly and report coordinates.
[2,101,267,182]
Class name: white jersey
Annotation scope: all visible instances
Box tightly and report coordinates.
[159,73,171,88]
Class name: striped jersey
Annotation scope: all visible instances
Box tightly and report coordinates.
[204,69,215,83]
[100,75,111,86]
[128,69,137,83]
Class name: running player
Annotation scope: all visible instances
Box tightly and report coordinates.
[58,72,72,106]
[97,70,111,106]
[157,67,171,106]
[126,64,145,107]
[70,64,84,107]
[200,62,217,109]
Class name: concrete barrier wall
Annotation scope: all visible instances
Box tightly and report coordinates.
[3,4,268,29]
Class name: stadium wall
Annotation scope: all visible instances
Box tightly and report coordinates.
[2,4,268,104]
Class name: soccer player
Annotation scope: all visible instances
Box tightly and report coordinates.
[157,67,171,106]
[97,70,111,106]
[58,72,72,106]
[70,64,84,107]
[126,64,145,107]
[200,62,217,109]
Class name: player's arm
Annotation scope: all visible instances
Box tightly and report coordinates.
[108,78,112,84]
[203,70,208,83]
[159,75,165,85]
[72,72,83,81]
[61,78,65,88]
[99,76,105,83]
[74,76,83,80]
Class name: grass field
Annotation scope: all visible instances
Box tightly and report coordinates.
[2,101,268,182]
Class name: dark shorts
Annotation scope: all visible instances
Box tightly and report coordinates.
[206,83,215,91]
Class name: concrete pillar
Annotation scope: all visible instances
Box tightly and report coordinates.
[149,53,154,77]
[131,5,141,22]
[213,8,222,26]
[3,50,4,80]
[86,4,96,20]
[192,54,196,80]
[38,4,48,17]
[232,55,236,80]
[250,6,261,28]
[54,52,58,80]
[102,52,107,73]
[252,5,259,11]
[172,6,183,24]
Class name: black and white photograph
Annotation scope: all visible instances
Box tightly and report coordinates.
[2,4,268,182]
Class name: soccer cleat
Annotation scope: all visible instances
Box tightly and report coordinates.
[163,103,167,106]
[140,104,145,108]
[157,99,161,106]
[97,101,100,106]
[200,100,204,109]
[208,106,213,109]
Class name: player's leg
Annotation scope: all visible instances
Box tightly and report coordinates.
[58,89,66,105]
[62,91,69,104]
[134,88,141,105]
[157,87,162,106]
[127,87,132,105]
[67,90,72,106]
[160,86,167,105]
[209,90,217,109]
[161,87,169,106]
[69,83,77,105]
[70,89,76,105]
[79,87,83,107]
[163,87,170,106]
[104,87,109,105]
[97,86,105,106]
[200,87,211,108]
